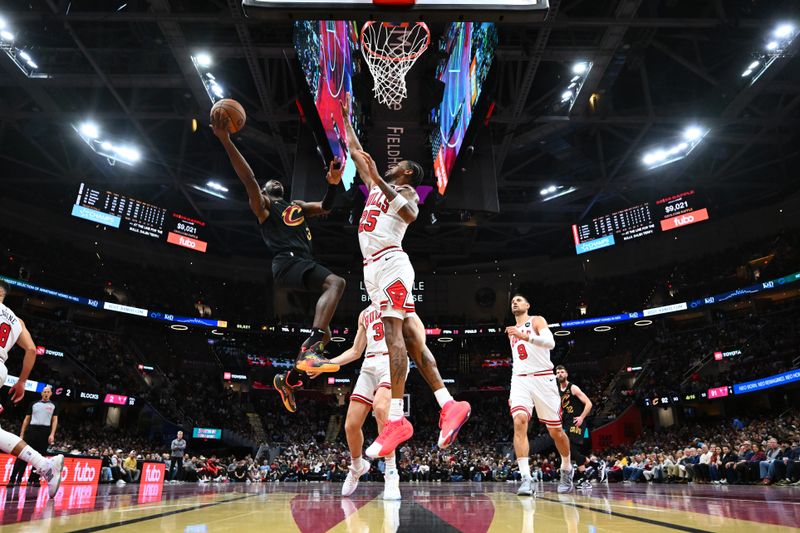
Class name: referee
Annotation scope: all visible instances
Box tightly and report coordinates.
[9,385,58,485]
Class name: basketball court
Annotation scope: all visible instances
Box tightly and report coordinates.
[1,482,797,532]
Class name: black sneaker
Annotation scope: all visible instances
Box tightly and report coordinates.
[273,373,297,413]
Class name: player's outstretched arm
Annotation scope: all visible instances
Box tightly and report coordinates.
[210,111,270,223]
[340,93,373,188]
[529,315,555,350]
[293,159,343,217]
[358,151,419,224]
[306,320,367,379]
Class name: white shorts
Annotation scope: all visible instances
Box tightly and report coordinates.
[350,356,392,407]
[363,250,415,320]
[508,373,563,429]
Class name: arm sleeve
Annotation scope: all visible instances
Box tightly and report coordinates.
[527,328,555,350]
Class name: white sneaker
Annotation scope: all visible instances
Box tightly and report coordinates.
[116,479,127,486]
[342,458,371,497]
[517,476,534,496]
[43,455,64,498]
[383,471,401,501]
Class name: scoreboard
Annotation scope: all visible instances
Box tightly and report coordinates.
[71,184,208,253]
[572,190,708,254]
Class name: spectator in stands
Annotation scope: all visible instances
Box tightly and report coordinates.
[111,449,131,485]
[123,451,140,482]
[759,438,783,484]
[735,443,765,484]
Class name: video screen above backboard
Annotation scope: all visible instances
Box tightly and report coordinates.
[243,0,550,22]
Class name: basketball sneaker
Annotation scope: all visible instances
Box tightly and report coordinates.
[437,400,471,449]
[342,458,371,497]
[365,418,413,459]
[517,476,534,496]
[557,468,574,493]
[273,373,297,413]
[43,454,64,498]
[383,469,401,501]
[295,344,339,374]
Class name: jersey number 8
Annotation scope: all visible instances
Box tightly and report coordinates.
[0,323,11,349]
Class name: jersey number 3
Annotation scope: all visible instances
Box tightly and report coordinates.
[517,344,528,360]
[0,323,11,349]
[372,322,385,342]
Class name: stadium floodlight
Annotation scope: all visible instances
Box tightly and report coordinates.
[0,30,13,42]
[747,60,760,70]
[195,52,212,68]
[642,126,709,170]
[210,82,224,99]
[766,41,779,51]
[73,123,142,166]
[774,23,795,39]
[572,61,589,75]
[79,122,100,139]
[191,184,227,199]
[206,181,229,193]
[540,185,577,202]
[18,50,30,61]
[560,90,573,102]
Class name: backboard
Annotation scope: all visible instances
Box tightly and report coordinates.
[242,0,550,23]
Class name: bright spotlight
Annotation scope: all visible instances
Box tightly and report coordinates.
[766,41,779,51]
[80,122,100,139]
[747,60,760,70]
[26,60,38,69]
[19,51,30,61]
[684,126,704,141]
[195,53,212,68]
[741,69,753,77]
[774,24,795,39]
[101,141,113,151]
[548,185,557,193]
[0,30,14,42]
[572,62,588,75]
[211,83,224,98]
[561,90,573,102]
[0,17,7,30]
[540,188,548,196]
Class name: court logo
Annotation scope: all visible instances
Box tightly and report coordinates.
[282,205,305,227]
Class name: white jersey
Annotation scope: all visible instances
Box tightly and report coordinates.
[509,318,553,375]
[358,184,419,260]
[0,302,23,364]
[359,304,389,357]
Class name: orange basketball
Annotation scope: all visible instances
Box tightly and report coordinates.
[211,99,246,133]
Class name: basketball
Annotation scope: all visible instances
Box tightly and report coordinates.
[211,99,246,133]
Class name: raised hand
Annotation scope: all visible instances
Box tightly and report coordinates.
[210,110,231,141]
[326,159,344,185]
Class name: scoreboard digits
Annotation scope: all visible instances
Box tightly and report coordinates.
[573,190,708,254]
[72,184,208,253]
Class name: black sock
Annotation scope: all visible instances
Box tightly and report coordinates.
[301,327,326,351]
[285,369,303,388]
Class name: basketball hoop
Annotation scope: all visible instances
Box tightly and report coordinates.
[360,21,431,108]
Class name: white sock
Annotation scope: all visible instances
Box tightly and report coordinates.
[350,456,366,472]
[0,428,22,454]
[389,399,404,422]
[561,455,572,471]
[518,458,531,479]
[385,454,396,473]
[433,388,453,409]
[19,445,50,472]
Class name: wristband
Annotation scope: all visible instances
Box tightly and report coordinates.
[389,194,409,213]
[321,183,338,211]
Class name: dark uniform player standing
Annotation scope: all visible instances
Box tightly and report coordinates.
[211,111,345,413]
[555,365,593,489]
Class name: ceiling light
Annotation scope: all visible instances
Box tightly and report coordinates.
[747,60,760,70]
[195,53,212,68]
[79,122,100,139]
[211,83,224,98]
[19,51,30,61]
[540,188,548,195]
[561,90,573,102]
[437,337,453,343]
[0,17,7,30]
[0,30,14,42]
[207,181,229,193]
[101,141,113,151]
[684,126,704,141]
[26,60,37,69]
[741,69,753,77]
[766,41,779,51]
[572,62,588,75]
[774,24,795,39]
[170,324,188,331]
[330,336,346,343]
[206,73,215,80]
[211,329,224,336]
[593,325,611,332]
[554,330,571,336]
[634,320,653,327]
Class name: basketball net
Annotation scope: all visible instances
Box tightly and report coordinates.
[360,21,430,108]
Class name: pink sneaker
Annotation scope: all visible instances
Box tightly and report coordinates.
[365,418,414,459]
[437,400,471,448]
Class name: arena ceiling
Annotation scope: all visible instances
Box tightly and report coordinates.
[1,0,799,269]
